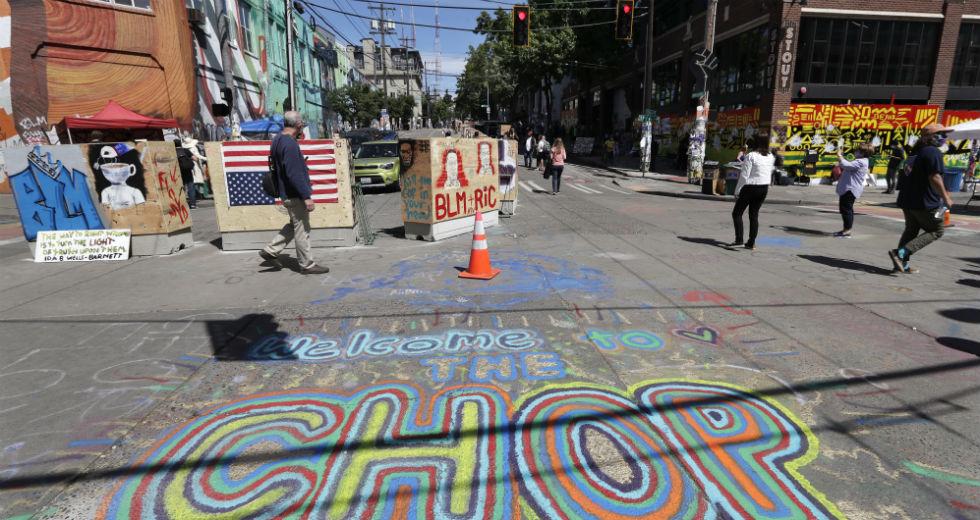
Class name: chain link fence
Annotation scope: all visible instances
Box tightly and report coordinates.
[352,184,375,245]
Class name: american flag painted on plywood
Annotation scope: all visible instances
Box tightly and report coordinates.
[221,140,339,206]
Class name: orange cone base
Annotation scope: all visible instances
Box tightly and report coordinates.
[459,267,501,280]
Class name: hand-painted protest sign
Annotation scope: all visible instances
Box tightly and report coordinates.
[34,229,130,262]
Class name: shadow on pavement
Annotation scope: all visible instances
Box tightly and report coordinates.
[962,269,980,277]
[0,356,977,492]
[936,337,980,357]
[938,308,980,324]
[206,313,291,361]
[676,236,737,250]
[771,225,831,237]
[957,278,980,289]
[378,225,405,238]
[798,254,895,276]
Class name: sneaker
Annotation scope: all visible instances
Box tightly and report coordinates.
[902,262,920,274]
[728,240,744,247]
[259,250,282,268]
[833,231,852,238]
[744,244,756,250]
[888,249,906,273]
[301,264,330,275]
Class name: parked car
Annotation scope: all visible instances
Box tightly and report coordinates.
[352,140,401,190]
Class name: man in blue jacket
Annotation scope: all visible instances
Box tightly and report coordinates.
[889,123,955,274]
[259,111,330,274]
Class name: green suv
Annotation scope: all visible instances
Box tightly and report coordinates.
[352,140,400,190]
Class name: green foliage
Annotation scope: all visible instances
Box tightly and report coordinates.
[430,96,455,123]
[326,84,417,128]
[455,1,630,121]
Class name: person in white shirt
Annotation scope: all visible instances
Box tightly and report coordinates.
[731,135,775,250]
[524,131,535,168]
[536,135,549,171]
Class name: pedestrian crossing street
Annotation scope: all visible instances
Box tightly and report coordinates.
[517,175,633,197]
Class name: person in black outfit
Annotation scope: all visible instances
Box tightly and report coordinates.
[885,141,907,194]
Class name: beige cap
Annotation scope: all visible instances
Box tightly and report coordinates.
[921,122,952,135]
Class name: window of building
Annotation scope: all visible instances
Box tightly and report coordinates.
[710,25,768,97]
[354,50,365,69]
[795,18,940,86]
[651,59,681,108]
[277,26,287,65]
[653,0,706,34]
[952,23,980,87]
[91,0,151,9]
[237,3,254,53]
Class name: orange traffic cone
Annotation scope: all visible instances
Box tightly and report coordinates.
[459,211,501,280]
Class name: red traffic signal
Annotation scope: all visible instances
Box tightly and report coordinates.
[513,5,530,47]
[616,0,634,41]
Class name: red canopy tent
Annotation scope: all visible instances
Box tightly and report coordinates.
[62,100,178,143]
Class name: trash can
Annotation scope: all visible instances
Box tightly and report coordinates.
[725,168,739,196]
[944,171,964,193]
[703,161,719,195]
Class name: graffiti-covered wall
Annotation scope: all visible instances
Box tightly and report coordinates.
[3,0,195,145]
[781,103,939,176]
[943,110,980,175]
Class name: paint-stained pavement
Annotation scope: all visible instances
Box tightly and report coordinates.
[1,162,979,519]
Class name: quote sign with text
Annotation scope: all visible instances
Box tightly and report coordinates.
[34,229,131,262]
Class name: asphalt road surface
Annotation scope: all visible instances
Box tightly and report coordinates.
[1,161,979,519]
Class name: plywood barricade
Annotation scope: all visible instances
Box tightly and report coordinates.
[4,141,193,256]
[207,139,355,250]
[399,137,501,241]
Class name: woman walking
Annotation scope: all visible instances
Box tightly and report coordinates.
[730,135,774,250]
[834,143,873,237]
[550,138,566,195]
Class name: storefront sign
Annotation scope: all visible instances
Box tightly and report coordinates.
[34,229,130,262]
[777,22,797,91]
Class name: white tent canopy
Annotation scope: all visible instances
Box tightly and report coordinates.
[947,117,980,140]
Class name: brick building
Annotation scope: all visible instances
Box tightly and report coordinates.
[560,0,980,174]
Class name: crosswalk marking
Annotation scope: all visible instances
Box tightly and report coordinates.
[567,183,592,194]
[518,181,533,192]
[603,184,631,194]
[575,184,604,194]
[526,180,546,192]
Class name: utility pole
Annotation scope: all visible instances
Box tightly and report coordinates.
[688,0,719,183]
[285,0,297,111]
[640,0,655,174]
[370,3,396,97]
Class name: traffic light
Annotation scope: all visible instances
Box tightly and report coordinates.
[513,5,530,47]
[615,0,634,41]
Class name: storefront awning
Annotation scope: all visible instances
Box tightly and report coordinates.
[948,118,980,140]
[62,100,178,130]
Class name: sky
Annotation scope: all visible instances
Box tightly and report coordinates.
[307,1,511,95]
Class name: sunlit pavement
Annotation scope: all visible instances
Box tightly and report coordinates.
[1,162,979,519]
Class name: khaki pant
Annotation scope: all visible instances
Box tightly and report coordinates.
[264,198,313,268]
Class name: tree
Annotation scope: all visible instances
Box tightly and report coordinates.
[430,95,454,124]
[326,85,417,129]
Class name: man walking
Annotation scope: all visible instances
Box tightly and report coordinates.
[889,123,954,274]
[259,111,330,274]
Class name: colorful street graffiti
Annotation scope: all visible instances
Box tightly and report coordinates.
[97,380,842,519]
[313,251,611,310]
[782,103,939,177]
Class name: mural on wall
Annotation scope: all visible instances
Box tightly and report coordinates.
[942,110,980,175]
[5,0,194,147]
[6,142,191,241]
[96,379,842,519]
[781,104,940,176]
[190,0,266,138]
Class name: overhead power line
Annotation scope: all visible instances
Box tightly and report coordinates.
[304,1,625,32]
[344,0,617,11]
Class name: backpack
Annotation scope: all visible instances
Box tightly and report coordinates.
[262,136,280,198]
[176,147,195,175]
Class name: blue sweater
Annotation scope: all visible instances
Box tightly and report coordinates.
[271,134,312,200]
